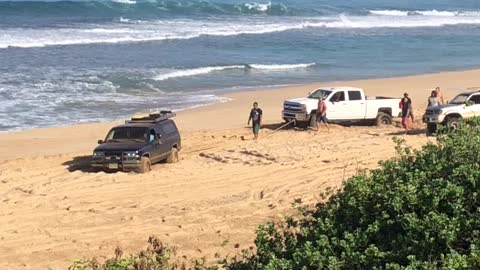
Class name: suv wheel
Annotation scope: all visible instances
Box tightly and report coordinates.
[138,156,151,173]
[375,112,392,126]
[309,113,317,128]
[166,148,179,163]
[445,116,461,130]
[426,123,437,136]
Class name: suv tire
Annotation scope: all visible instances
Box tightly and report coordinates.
[295,121,309,129]
[426,123,437,136]
[138,156,151,173]
[166,148,179,163]
[309,113,317,128]
[375,112,392,126]
[445,116,461,130]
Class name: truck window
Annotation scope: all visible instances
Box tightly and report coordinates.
[470,95,480,104]
[330,91,345,102]
[450,94,469,104]
[348,91,362,101]
[308,89,332,99]
[106,127,148,142]
[162,122,177,135]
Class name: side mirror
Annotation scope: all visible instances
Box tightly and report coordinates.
[98,140,104,144]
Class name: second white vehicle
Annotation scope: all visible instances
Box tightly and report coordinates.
[282,86,402,128]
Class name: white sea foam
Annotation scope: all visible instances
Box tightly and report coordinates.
[3,13,480,49]
[153,66,244,81]
[369,10,409,16]
[153,63,315,81]
[369,9,478,17]
[248,63,316,70]
[112,0,136,4]
[244,2,271,12]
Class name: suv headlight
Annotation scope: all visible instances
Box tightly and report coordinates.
[124,151,139,158]
[93,151,104,157]
[434,109,443,115]
[302,104,307,112]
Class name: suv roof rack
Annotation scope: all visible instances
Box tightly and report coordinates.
[125,110,176,124]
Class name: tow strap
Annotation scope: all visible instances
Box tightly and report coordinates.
[260,120,296,139]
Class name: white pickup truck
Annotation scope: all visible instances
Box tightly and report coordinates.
[282,86,402,128]
[422,89,480,135]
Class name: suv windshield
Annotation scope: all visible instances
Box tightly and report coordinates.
[106,127,149,143]
[450,94,470,104]
[308,89,332,99]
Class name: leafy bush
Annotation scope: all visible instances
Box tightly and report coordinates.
[225,119,480,269]
[69,236,217,270]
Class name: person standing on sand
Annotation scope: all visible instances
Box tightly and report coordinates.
[400,93,414,122]
[427,90,440,108]
[248,102,263,140]
[400,96,413,134]
[435,86,445,105]
[316,95,329,132]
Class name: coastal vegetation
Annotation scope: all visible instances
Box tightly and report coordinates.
[70,119,480,270]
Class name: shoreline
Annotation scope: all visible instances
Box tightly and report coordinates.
[2,65,480,135]
[1,68,479,161]
[3,67,479,132]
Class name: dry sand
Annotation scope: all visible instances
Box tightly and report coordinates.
[0,69,479,269]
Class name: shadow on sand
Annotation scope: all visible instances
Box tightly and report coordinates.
[62,155,99,173]
[388,128,427,136]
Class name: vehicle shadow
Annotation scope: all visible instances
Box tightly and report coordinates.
[63,155,98,173]
[387,128,427,136]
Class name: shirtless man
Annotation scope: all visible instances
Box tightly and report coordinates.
[435,86,445,105]
[316,96,329,132]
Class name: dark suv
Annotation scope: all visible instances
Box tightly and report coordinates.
[91,111,181,173]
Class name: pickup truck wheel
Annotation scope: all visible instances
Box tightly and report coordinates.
[309,113,317,128]
[166,148,179,163]
[138,157,151,173]
[375,112,392,126]
[295,121,309,129]
[445,117,461,130]
[426,123,437,136]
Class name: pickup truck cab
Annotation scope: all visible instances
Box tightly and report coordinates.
[423,90,480,135]
[91,111,181,173]
[282,87,401,127]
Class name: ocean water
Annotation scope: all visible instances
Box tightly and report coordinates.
[1,0,480,131]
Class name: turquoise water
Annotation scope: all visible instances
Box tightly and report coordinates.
[1,0,480,131]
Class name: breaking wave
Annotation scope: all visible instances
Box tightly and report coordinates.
[153,63,316,80]
[369,9,480,17]
[0,0,292,17]
[5,11,480,49]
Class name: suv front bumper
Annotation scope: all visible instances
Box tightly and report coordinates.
[282,110,309,121]
[422,114,445,124]
[91,156,141,171]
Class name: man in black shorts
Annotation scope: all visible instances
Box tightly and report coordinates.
[316,96,330,132]
[247,102,263,140]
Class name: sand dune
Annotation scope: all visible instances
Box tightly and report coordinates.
[1,69,478,269]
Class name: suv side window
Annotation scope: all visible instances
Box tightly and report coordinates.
[470,95,480,104]
[330,91,345,102]
[162,122,177,135]
[348,91,362,101]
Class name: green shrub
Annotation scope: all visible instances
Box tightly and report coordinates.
[69,236,217,270]
[225,119,480,270]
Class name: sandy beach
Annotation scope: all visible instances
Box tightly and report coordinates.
[1,69,479,269]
